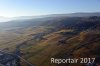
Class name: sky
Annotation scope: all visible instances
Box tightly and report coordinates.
[0,0,100,17]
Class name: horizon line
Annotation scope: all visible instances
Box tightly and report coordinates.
[0,12,100,18]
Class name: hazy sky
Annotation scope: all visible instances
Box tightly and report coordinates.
[0,0,100,17]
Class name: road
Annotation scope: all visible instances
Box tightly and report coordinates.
[0,48,34,66]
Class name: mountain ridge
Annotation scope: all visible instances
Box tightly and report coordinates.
[0,12,100,22]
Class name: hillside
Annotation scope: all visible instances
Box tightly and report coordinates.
[0,14,100,66]
[0,12,100,29]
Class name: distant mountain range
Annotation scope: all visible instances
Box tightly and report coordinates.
[0,12,100,22]
[0,12,100,30]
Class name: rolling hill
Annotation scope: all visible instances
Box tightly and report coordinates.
[0,12,100,66]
